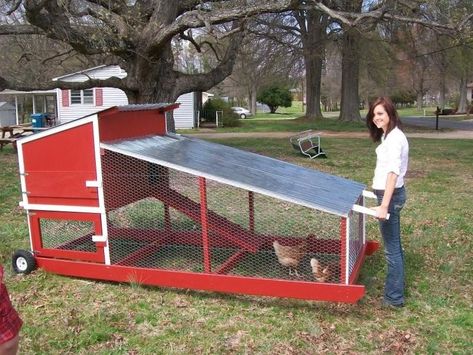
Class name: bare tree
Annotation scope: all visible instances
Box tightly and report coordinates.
[395,24,434,110]
[0,0,470,126]
[228,15,302,114]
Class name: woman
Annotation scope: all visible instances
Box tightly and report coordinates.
[366,97,409,308]
[0,265,22,354]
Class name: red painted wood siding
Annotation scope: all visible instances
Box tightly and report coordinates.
[62,90,70,107]
[95,88,103,106]
[22,123,99,207]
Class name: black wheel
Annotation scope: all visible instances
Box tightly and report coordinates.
[12,250,36,274]
[240,113,247,119]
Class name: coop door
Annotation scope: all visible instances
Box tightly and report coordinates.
[28,211,105,263]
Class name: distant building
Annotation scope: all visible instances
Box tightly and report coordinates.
[0,101,16,126]
[1,65,202,128]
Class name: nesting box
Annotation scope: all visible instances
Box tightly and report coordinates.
[15,104,379,303]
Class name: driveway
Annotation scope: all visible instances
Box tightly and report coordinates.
[402,116,473,131]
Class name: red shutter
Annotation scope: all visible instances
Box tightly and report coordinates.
[95,88,103,106]
[62,90,70,107]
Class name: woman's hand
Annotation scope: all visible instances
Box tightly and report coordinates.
[373,205,389,220]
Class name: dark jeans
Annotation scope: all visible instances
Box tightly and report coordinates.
[375,186,406,306]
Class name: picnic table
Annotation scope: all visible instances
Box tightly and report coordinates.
[0,124,48,151]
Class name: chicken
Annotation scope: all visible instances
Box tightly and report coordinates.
[273,240,307,277]
[310,258,339,283]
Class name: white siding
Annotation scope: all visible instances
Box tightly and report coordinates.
[58,87,128,123]
[55,65,197,128]
[0,102,16,126]
[174,92,195,129]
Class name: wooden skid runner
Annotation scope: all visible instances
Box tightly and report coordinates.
[37,257,366,303]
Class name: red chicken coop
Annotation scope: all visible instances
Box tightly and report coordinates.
[14,104,380,303]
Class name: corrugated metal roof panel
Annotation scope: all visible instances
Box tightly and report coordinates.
[101,134,365,217]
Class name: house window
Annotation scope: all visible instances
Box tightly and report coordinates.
[70,89,94,105]
[83,89,94,104]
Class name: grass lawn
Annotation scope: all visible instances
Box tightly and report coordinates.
[1,130,472,353]
[252,101,305,120]
[183,101,469,135]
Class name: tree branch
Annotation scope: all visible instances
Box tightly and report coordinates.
[22,1,127,55]
[179,30,202,53]
[41,49,76,65]
[83,0,129,15]
[174,21,245,96]
[0,24,43,35]
[0,73,137,96]
[5,0,23,15]
[146,0,298,54]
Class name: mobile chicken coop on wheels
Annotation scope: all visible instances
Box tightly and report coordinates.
[14,104,380,303]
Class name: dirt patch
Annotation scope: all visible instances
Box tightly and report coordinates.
[406,170,427,179]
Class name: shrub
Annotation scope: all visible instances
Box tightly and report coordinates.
[202,98,230,123]
[257,86,292,113]
[391,90,416,107]
[221,109,241,127]
[201,98,241,127]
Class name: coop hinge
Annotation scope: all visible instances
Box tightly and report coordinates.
[19,172,29,176]
[21,190,29,195]
[85,180,102,188]
[92,235,106,242]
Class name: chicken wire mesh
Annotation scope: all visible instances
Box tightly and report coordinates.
[101,151,365,284]
[347,198,364,280]
[39,218,96,252]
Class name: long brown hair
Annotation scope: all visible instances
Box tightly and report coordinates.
[366,97,402,142]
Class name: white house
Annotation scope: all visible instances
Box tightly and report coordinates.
[54,65,199,129]
[1,65,200,129]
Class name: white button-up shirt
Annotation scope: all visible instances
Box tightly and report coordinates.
[372,127,409,190]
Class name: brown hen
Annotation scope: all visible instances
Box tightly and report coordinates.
[310,258,340,283]
[273,240,307,277]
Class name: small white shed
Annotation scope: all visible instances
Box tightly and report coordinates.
[54,65,199,129]
[0,102,16,126]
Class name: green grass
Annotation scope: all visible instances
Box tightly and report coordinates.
[1,134,472,353]
[181,101,466,135]
[252,101,304,120]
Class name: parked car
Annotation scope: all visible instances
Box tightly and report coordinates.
[231,107,252,119]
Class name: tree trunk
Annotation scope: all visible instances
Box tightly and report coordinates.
[124,43,180,131]
[439,73,446,109]
[457,76,468,113]
[249,82,257,115]
[339,27,361,122]
[297,9,326,120]
[305,53,324,119]
[416,91,423,110]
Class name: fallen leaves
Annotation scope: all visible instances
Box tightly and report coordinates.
[371,328,417,354]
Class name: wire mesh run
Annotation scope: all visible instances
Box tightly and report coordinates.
[347,198,364,279]
[102,151,364,284]
[39,218,96,252]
